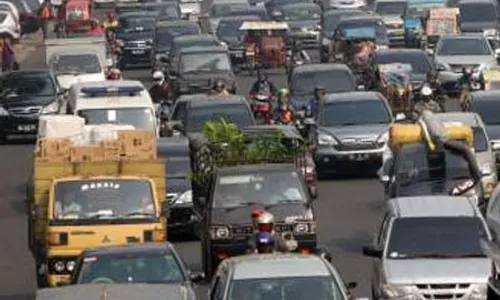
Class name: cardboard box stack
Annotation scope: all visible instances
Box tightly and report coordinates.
[34,116,157,163]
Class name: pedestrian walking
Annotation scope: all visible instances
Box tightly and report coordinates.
[38,0,52,39]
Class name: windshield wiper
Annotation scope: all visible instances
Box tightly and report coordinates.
[223,201,261,212]
[124,211,155,217]
[451,253,486,258]
[264,199,305,209]
[87,212,115,219]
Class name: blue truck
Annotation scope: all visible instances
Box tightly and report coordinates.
[404,0,446,47]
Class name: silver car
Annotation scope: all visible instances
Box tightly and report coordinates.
[434,112,498,199]
[363,196,491,300]
[433,34,499,73]
[209,253,360,300]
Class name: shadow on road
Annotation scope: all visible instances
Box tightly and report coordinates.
[328,231,373,254]
[0,294,34,300]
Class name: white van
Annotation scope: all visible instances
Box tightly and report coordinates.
[65,80,157,134]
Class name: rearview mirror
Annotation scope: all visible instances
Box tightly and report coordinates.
[362,245,382,258]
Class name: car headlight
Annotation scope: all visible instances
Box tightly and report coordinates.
[210,226,232,240]
[381,284,418,298]
[377,131,389,144]
[0,106,9,116]
[470,283,487,300]
[492,142,500,150]
[173,190,192,205]
[294,222,316,234]
[66,260,76,272]
[41,101,59,114]
[482,163,493,176]
[318,133,337,146]
[54,261,65,272]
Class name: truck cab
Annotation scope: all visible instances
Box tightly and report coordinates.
[65,81,158,135]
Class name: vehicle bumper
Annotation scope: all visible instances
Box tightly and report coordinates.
[120,48,152,65]
[168,204,196,234]
[0,115,39,137]
[314,147,384,174]
[45,251,81,287]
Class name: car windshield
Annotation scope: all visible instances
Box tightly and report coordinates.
[283,6,321,21]
[53,180,156,220]
[407,2,444,17]
[0,75,55,96]
[77,252,185,284]
[77,108,155,131]
[217,20,245,39]
[180,52,231,73]
[155,25,199,48]
[187,105,254,133]
[291,70,355,95]
[459,3,496,22]
[386,217,486,259]
[210,4,249,17]
[376,1,406,15]
[323,12,364,32]
[470,100,500,124]
[319,99,391,126]
[51,54,101,74]
[436,38,491,56]
[375,52,431,74]
[119,16,156,32]
[213,171,308,208]
[229,276,342,300]
[394,143,473,185]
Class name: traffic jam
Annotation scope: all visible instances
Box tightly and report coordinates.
[5,0,500,297]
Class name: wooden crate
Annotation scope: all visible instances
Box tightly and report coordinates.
[118,130,156,156]
[100,140,122,161]
[70,145,105,162]
[36,138,72,160]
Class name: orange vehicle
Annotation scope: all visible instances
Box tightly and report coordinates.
[240,21,289,73]
[63,0,93,35]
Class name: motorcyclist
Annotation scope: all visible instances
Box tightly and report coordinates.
[247,211,290,253]
[253,232,277,254]
[106,68,122,80]
[249,70,277,96]
[103,11,119,32]
[301,86,326,119]
[149,71,170,103]
[412,85,442,119]
[274,88,294,124]
[211,80,230,95]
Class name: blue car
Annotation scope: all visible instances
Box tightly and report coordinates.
[404,0,446,47]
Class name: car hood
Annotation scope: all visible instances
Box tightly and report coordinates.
[319,124,389,141]
[384,258,490,285]
[460,21,497,33]
[1,94,55,108]
[117,31,153,42]
[485,125,500,141]
[56,73,105,91]
[287,20,319,31]
[211,203,312,225]
[436,55,496,67]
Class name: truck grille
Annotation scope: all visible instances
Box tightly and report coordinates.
[417,284,471,300]
[337,138,380,151]
[231,223,295,235]
[8,106,41,116]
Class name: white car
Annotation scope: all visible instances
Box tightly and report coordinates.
[0,10,20,40]
[0,1,19,23]
[329,0,366,9]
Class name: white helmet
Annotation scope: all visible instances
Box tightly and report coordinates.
[153,71,164,81]
[421,85,433,97]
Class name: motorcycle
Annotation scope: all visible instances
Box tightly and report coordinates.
[155,100,173,137]
[249,93,274,124]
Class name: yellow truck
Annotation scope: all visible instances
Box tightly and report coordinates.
[27,130,167,287]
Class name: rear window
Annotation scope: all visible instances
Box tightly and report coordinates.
[186,104,255,132]
[291,69,355,95]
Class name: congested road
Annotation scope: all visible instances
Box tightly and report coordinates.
[0,42,387,300]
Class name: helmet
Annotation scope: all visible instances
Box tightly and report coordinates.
[314,86,325,92]
[421,85,433,97]
[256,211,274,232]
[255,232,275,253]
[257,70,267,81]
[153,71,164,81]
[251,210,265,228]
[278,88,289,97]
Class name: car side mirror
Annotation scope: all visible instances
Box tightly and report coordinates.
[172,123,184,133]
[379,175,390,183]
[346,281,358,290]
[189,271,205,282]
[362,245,383,258]
[437,64,446,72]
[395,113,406,122]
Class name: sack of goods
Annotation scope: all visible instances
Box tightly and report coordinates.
[34,116,157,163]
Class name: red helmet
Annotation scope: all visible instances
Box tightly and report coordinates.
[256,211,274,232]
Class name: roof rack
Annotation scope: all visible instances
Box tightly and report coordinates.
[80,86,144,97]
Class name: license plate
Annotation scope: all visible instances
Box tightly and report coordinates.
[17,124,36,132]
[349,154,368,161]
[132,50,145,55]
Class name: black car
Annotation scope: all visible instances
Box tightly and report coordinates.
[374,49,435,91]
[458,0,498,33]
[223,5,269,19]
[157,137,195,236]
[167,94,255,135]
[68,243,203,285]
[278,3,321,49]
[0,70,62,140]
[116,1,181,20]
[152,21,201,73]
[168,45,236,98]
[116,11,158,68]
[464,91,500,163]
[265,0,313,20]
[288,63,358,104]
[168,34,223,72]
[216,15,261,66]
[319,9,367,62]
[188,157,316,277]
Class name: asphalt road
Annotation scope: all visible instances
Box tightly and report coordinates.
[0,43,458,300]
